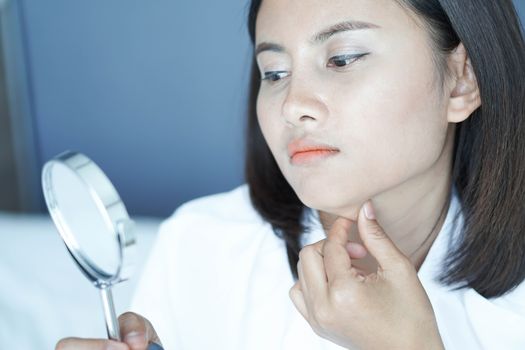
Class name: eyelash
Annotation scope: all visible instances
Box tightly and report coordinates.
[261,53,369,84]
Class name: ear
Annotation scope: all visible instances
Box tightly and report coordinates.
[446,42,481,123]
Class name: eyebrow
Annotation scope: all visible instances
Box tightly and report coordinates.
[255,20,380,57]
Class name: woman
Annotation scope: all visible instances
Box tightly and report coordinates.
[57,0,525,349]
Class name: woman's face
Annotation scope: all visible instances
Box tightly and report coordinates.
[255,0,452,215]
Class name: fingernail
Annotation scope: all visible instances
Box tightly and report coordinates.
[124,331,147,347]
[363,200,376,220]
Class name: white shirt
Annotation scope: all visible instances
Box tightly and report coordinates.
[130,184,525,349]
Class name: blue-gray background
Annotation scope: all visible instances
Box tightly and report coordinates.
[18,0,252,217]
[12,0,525,217]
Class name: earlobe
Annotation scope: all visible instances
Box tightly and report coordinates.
[446,45,482,123]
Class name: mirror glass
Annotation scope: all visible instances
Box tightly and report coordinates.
[49,162,120,276]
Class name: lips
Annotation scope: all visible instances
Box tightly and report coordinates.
[287,138,340,159]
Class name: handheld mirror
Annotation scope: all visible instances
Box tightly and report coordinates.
[41,150,136,341]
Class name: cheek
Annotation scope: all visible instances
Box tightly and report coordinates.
[338,56,445,169]
[256,92,282,154]
[256,93,271,141]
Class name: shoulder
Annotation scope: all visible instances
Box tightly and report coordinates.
[162,183,265,230]
[145,184,285,286]
[453,280,525,349]
[171,183,263,224]
[131,185,291,349]
[154,183,271,249]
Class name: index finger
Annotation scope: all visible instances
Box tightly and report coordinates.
[119,312,163,350]
[322,217,354,282]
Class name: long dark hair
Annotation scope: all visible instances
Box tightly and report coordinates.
[244,0,525,298]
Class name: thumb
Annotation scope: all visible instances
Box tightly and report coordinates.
[118,312,163,350]
[357,200,410,271]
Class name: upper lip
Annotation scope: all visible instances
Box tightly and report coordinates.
[287,138,340,158]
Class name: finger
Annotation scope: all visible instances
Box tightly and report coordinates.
[296,240,330,318]
[346,241,367,259]
[323,217,355,282]
[326,216,353,246]
[297,257,315,299]
[357,200,410,271]
[55,337,128,350]
[296,245,328,320]
[298,240,329,296]
[119,312,163,350]
[289,281,308,319]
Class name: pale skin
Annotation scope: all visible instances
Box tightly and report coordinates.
[56,0,481,349]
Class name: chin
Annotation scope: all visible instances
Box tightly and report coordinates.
[294,186,350,211]
[288,180,363,217]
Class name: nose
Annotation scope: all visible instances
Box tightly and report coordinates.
[281,76,328,127]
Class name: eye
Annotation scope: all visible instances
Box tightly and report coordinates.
[261,70,290,83]
[327,53,369,69]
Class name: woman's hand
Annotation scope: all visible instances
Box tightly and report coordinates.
[289,200,445,350]
[55,312,163,350]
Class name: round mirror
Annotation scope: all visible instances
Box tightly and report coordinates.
[42,150,136,340]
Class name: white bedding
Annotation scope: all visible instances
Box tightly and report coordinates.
[0,211,162,350]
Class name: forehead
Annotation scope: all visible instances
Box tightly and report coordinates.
[255,0,417,44]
